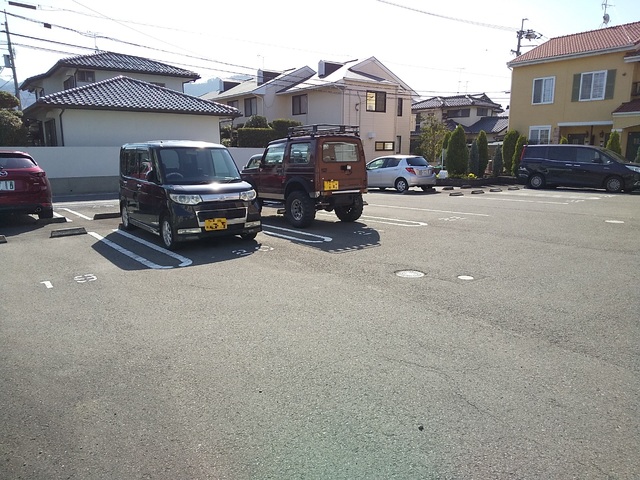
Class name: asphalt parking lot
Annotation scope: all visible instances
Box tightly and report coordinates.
[1,185,639,479]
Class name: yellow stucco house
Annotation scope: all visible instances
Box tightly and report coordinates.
[508,21,640,161]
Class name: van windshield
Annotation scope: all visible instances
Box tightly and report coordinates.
[158,147,241,184]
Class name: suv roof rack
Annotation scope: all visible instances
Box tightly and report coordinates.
[287,124,360,138]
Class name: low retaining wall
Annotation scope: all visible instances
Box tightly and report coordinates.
[17,146,263,196]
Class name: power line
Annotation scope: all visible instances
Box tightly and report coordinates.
[3,2,511,101]
[376,0,517,31]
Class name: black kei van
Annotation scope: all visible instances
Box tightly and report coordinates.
[518,144,640,193]
[119,141,261,249]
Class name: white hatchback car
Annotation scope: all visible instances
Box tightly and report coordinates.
[366,155,436,193]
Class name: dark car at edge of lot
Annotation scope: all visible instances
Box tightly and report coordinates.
[0,150,53,219]
[119,140,261,250]
[518,144,640,193]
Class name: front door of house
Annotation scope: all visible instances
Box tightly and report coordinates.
[625,132,640,161]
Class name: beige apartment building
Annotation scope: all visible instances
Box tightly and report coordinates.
[508,21,640,161]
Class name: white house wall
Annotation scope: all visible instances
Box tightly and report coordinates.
[19,146,263,195]
[58,110,222,146]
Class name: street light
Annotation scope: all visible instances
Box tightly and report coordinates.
[512,18,542,57]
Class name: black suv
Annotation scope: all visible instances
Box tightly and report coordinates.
[241,125,368,228]
[518,144,640,193]
[119,141,261,249]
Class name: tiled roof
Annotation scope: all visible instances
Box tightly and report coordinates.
[509,21,640,66]
[20,51,199,88]
[23,76,240,117]
[412,93,502,111]
[468,116,509,134]
[612,98,640,114]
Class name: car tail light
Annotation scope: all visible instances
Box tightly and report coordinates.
[30,171,46,177]
[405,167,416,175]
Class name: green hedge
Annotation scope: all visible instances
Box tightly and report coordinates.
[237,128,279,147]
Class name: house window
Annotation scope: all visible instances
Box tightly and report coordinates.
[63,77,75,90]
[529,126,551,145]
[580,71,606,101]
[375,141,394,151]
[76,70,95,83]
[477,107,488,116]
[446,108,470,118]
[396,136,401,153]
[244,97,257,116]
[228,100,238,109]
[532,76,555,104]
[292,94,307,115]
[397,98,403,116]
[366,91,386,112]
[44,119,57,146]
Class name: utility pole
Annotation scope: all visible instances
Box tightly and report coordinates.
[3,10,21,109]
[3,2,37,110]
[512,18,542,57]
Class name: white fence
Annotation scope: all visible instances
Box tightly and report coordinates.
[16,146,264,196]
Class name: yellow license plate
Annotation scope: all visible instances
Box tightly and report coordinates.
[204,218,227,231]
[324,180,339,190]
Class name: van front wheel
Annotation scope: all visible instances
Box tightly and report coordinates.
[160,216,179,250]
[605,176,623,193]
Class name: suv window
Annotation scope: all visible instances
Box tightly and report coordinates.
[322,141,359,162]
[0,156,37,168]
[264,144,285,165]
[289,142,311,164]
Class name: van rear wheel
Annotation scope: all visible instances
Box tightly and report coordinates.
[528,173,545,189]
[120,203,134,230]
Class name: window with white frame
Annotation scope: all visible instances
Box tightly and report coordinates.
[532,76,555,104]
[529,126,551,145]
[580,71,606,101]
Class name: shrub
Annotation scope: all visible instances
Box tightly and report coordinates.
[492,145,503,177]
[445,125,469,176]
[244,115,269,128]
[512,135,528,175]
[606,130,621,154]
[502,130,519,175]
[477,130,489,177]
[271,118,301,138]
[469,139,480,177]
[560,136,568,144]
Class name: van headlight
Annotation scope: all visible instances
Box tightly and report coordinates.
[626,165,640,174]
[169,193,202,205]
[240,189,257,201]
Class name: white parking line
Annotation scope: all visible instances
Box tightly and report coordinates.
[58,207,92,220]
[457,196,569,205]
[359,215,428,227]
[366,204,490,217]
[87,230,192,269]
[262,225,332,243]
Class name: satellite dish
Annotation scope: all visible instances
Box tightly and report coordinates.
[603,13,610,24]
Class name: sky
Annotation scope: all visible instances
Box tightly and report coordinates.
[1,0,638,109]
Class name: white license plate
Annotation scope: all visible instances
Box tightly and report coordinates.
[0,180,15,191]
